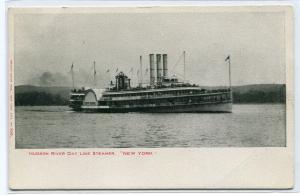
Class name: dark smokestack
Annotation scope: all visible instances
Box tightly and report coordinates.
[156,54,162,84]
[162,54,168,78]
[149,54,155,86]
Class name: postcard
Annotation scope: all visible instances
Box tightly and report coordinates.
[8,5,294,189]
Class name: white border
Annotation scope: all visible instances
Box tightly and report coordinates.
[3,0,297,7]
[1,0,7,194]
[1,0,299,193]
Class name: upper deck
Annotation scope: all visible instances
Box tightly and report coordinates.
[100,86,231,101]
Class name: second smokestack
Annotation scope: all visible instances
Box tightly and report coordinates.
[149,54,155,86]
[156,54,162,84]
[162,54,168,78]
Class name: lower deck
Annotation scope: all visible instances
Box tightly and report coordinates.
[82,101,232,113]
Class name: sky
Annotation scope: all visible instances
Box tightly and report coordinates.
[14,9,286,87]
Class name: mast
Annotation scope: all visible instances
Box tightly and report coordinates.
[226,55,232,89]
[93,60,96,87]
[225,55,233,100]
[139,55,143,87]
[228,56,231,89]
[183,51,186,82]
[71,62,74,89]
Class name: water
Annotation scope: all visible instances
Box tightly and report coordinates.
[15,104,286,148]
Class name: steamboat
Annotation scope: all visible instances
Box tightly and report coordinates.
[69,52,232,113]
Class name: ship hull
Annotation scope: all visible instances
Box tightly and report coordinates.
[81,101,232,113]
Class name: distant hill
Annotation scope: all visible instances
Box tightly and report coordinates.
[232,84,285,103]
[232,84,286,95]
[15,85,72,106]
[15,85,71,99]
[14,84,286,106]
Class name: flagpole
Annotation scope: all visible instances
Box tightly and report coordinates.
[227,55,233,101]
[140,55,143,87]
[71,62,75,89]
[109,69,111,88]
[228,56,231,89]
[183,51,186,82]
[93,60,96,88]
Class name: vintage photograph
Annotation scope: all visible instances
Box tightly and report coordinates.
[13,7,287,149]
[8,5,294,190]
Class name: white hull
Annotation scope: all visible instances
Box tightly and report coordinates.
[81,102,232,113]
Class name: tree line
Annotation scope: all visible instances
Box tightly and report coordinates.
[15,91,67,106]
[15,89,285,106]
[233,90,285,103]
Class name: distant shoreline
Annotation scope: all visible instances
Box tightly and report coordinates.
[15,103,286,107]
[14,84,286,106]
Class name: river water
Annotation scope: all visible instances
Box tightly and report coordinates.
[15,104,286,148]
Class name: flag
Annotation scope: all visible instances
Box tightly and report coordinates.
[225,55,230,62]
[93,61,96,75]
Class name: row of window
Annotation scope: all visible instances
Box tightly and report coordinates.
[99,94,230,107]
[102,89,228,99]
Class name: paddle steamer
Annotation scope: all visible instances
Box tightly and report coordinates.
[69,52,232,113]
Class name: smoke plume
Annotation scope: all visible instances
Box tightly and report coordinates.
[28,71,69,87]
